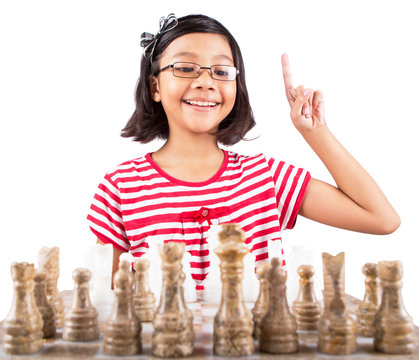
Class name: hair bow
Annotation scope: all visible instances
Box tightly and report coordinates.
[140,13,178,59]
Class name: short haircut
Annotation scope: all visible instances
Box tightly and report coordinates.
[121,14,255,146]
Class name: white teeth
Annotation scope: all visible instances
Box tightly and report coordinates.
[185,100,217,107]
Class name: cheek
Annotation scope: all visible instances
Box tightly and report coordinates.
[223,85,237,110]
[160,78,186,104]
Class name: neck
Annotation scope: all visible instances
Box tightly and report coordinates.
[154,132,223,165]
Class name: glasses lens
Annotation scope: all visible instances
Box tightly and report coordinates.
[173,62,199,78]
[211,65,237,81]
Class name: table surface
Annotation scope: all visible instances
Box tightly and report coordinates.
[1,291,418,360]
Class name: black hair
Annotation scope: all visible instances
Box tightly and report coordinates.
[121,14,255,146]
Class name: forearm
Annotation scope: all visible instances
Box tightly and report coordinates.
[300,125,400,228]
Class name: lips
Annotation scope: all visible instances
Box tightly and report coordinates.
[184,100,217,107]
[183,98,220,109]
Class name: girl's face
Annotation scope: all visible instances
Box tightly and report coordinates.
[152,33,237,140]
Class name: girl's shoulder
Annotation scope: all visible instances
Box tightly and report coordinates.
[102,154,152,184]
[225,150,266,163]
[225,150,280,169]
[226,151,309,180]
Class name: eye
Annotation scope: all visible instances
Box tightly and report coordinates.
[178,67,194,73]
[212,65,235,80]
[174,63,196,73]
[213,69,229,77]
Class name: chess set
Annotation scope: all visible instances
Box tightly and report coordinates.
[0,223,417,358]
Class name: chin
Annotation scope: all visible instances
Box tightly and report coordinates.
[188,121,221,135]
[190,129,218,137]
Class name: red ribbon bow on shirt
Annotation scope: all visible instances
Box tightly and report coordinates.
[194,207,213,225]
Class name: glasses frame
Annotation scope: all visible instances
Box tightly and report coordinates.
[156,62,239,81]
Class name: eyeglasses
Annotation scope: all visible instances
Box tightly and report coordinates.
[156,62,239,81]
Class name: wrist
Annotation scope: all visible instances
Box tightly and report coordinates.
[299,125,344,164]
[299,124,330,141]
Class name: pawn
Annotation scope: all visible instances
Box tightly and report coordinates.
[259,257,298,354]
[34,270,56,338]
[356,263,379,337]
[2,262,43,355]
[292,265,322,330]
[373,260,415,354]
[104,260,142,356]
[63,268,99,341]
[251,261,270,339]
[133,258,156,322]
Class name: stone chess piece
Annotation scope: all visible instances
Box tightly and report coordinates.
[91,243,114,323]
[356,262,379,337]
[34,269,56,338]
[133,258,156,322]
[259,257,298,354]
[213,223,254,357]
[152,241,194,357]
[37,246,65,327]
[2,262,43,355]
[318,252,356,355]
[62,268,100,341]
[104,260,142,356]
[251,261,270,339]
[373,260,415,354]
[292,264,322,330]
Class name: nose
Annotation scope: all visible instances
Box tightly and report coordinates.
[191,68,215,90]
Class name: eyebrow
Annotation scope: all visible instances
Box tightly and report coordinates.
[173,51,234,64]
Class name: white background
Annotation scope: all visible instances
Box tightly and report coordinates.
[1,0,418,324]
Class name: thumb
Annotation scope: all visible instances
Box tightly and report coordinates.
[290,87,311,119]
[313,90,324,110]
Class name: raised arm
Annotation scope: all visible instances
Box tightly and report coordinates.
[281,54,400,234]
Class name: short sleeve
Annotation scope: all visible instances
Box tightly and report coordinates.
[266,157,311,231]
[87,173,130,252]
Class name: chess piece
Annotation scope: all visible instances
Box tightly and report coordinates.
[213,223,254,357]
[37,246,65,327]
[34,270,56,338]
[259,257,298,353]
[251,261,270,339]
[104,260,141,356]
[356,263,379,337]
[63,268,100,341]
[292,264,322,330]
[91,243,114,323]
[373,260,415,354]
[318,252,356,355]
[152,242,194,357]
[133,258,156,322]
[2,262,43,355]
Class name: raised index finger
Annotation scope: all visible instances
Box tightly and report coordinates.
[281,53,294,97]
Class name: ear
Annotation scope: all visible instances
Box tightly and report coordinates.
[151,76,161,102]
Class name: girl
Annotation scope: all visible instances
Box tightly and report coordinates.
[87,14,400,290]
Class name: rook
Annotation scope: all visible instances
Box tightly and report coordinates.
[374,260,415,354]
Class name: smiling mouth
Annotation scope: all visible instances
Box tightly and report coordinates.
[184,100,218,107]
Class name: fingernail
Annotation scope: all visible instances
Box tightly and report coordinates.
[303,89,310,96]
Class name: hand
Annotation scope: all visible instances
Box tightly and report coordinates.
[281,53,326,133]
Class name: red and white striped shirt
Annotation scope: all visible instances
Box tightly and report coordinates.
[87,150,311,290]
